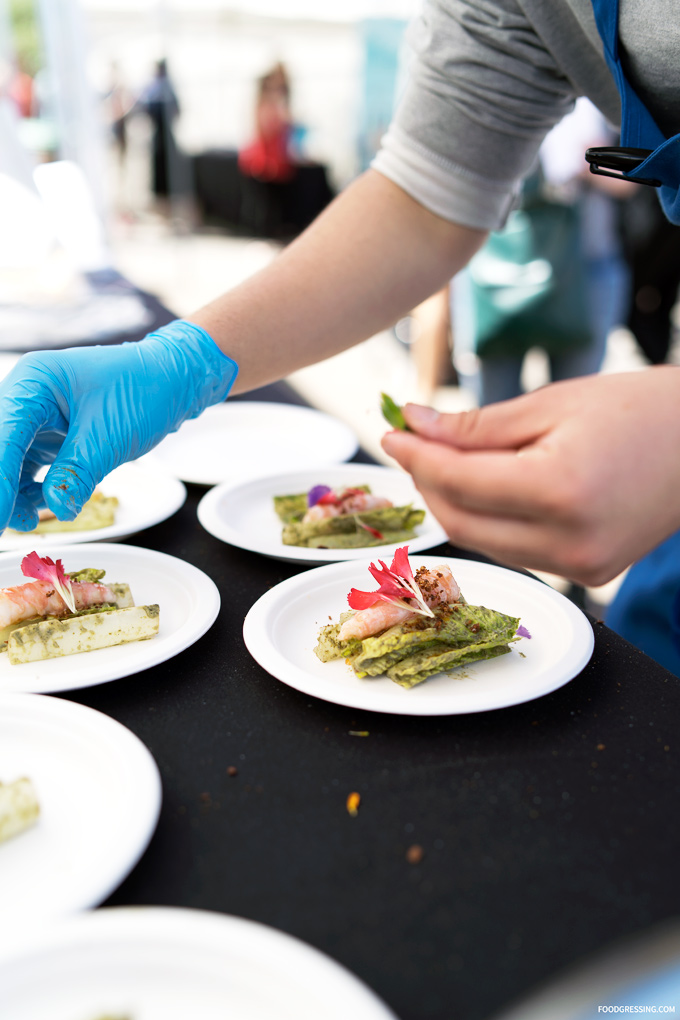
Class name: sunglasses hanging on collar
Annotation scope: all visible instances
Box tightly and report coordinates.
[585,147,662,187]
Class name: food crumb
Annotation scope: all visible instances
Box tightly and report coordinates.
[346,792,361,816]
[349,730,370,737]
[227,766,238,777]
[597,743,605,751]
[406,844,424,864]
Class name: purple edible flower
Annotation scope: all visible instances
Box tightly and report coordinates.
[516,625,531,639]
[307,484,332,507]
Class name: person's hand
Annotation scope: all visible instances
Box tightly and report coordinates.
[0,320,238,531]
[381,368,680,586]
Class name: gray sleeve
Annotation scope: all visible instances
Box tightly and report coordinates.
[372,0,580,230]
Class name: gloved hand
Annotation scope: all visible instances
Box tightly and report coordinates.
[0,319,238,531]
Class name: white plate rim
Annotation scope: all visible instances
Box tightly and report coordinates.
[0,905,398,1020]
[243,556,595,716]
[196,463,449,563]
[144,401,360,485]
[0,462,187,551]
[0,542,221,694]
[0,692,161,926]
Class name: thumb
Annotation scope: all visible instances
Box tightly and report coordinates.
[41,422,111,521]
[0,402,54,532]
[401,395,553,452]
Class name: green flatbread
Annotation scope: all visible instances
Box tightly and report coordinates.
[273,486,425,549]
[315,602,521,688]
[272,493,309,524]
[387,639,512,688]
[314,617,362,662]
[282,506,425,548]
[273,485,371,525]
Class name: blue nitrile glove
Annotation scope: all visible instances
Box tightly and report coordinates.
[0,319,238,531]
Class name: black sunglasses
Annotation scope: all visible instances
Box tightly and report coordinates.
[585,146,661,187]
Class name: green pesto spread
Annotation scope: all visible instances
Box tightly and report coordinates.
[69,567,107,583]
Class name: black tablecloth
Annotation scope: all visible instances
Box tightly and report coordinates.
[0,270,178,353]
[55,393,680,1020]
[192,149,335,239]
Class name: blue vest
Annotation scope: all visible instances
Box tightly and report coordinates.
[590,0,680,224]
[593,1,680,674]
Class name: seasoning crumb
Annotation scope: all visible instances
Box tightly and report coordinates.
[349,730,370,737]
[199,791,212,804]
[346,791,361,816]
[406,844,424,864]
[227,766,238,777]
[597,743,606,751]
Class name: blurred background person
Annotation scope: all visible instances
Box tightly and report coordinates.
[238,61,303,239]
[104,61,131,171]
[621,185,680,366]
[102,60,133,219]
[137,57,181,219]
[238,62,295,186]
[7,55,34,118]
[398,284,457,402]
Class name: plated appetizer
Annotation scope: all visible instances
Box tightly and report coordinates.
[0,776,39,844]
[8,490,119,535]
[315,547,527,688]
[273,484,425,549]
[0,552,159,664]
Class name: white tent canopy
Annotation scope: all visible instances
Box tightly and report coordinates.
[79,0,420,21]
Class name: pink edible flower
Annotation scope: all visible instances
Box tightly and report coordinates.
[347,546,434,618]
[21,551,76,614]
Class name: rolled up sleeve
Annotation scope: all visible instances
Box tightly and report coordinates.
[372,0,579,230]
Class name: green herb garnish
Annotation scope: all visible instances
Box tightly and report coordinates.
[380,392,410,431]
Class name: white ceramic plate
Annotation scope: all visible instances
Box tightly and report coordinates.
[0,906,398,1020]
[139,401,359,486]
[0,543,220,694]
[197,463,449,564]
[243,556,594,716]
[0,462,187,551]
[0,694,161,939]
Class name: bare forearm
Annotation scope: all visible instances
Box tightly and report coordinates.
[187,169,486,393]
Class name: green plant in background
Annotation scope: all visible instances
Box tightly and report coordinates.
[9,0,44,77]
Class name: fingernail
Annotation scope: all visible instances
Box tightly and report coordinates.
[404,403,440,425]
[381,431,400,454]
